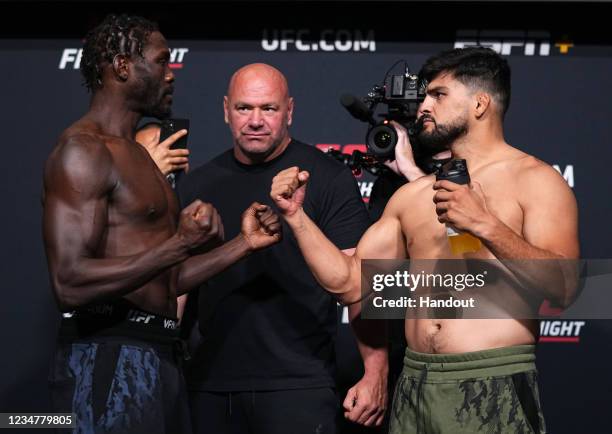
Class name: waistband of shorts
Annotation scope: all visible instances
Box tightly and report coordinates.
[59,300,180,344]
[402,345,536,380]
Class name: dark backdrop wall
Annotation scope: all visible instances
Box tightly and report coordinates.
[1,2,611,433]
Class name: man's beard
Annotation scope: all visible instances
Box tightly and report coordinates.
[142,92,172,119]
[137,75,172,119]
[413,115,468,155]
[144,101,172,119]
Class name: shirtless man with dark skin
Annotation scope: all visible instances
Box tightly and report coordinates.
[271,47,578,433]
[43,15,279,434]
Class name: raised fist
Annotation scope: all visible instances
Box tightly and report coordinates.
[270,167,309,218]
[177,200,224,250]
[241,202,282,251]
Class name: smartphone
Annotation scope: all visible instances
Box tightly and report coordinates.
[160,118,190,150]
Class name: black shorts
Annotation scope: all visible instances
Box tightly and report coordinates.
[49,302,192,434]
[189,388,339,434]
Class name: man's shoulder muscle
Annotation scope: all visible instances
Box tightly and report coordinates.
[45,131,116,201]
[507,153,578,258]
[384,174,435,219]
[516,155,574,201]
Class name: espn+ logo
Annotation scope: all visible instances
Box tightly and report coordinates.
[58,48,189,70]
[454,30,574,56]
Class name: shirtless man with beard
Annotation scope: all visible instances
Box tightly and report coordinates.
[270,47,578,433]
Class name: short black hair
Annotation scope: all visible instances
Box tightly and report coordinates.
[419,47,511,116]
[81,14,159,92]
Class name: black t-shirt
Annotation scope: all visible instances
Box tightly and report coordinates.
[178,140,371,391]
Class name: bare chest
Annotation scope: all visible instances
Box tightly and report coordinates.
[106,144,179,227]
[400,175,524,258]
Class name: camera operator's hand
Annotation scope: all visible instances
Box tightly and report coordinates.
[384,121,427,182]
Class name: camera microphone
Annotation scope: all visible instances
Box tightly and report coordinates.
[340,94,376,125]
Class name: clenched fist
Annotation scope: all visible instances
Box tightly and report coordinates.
[241,202,282,251]
[177,200,224,250]
[270,167,309,217]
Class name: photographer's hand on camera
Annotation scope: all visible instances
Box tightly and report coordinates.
[176,200,224,252]
[384,121,427,182]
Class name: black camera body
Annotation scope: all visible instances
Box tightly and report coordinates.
[382,72,423,120]
[340,66,425,160]
[334,63,449,177]
[364,71,425,158]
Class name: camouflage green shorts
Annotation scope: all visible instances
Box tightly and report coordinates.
[389,345,546,434]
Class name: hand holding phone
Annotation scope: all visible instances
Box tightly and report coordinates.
[160,118,190,150]
[159,119,190,186]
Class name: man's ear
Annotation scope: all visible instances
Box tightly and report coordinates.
[474,92,491,119]
[223,96,229,124]
[112,54,129,81]
[286,97,294,126]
